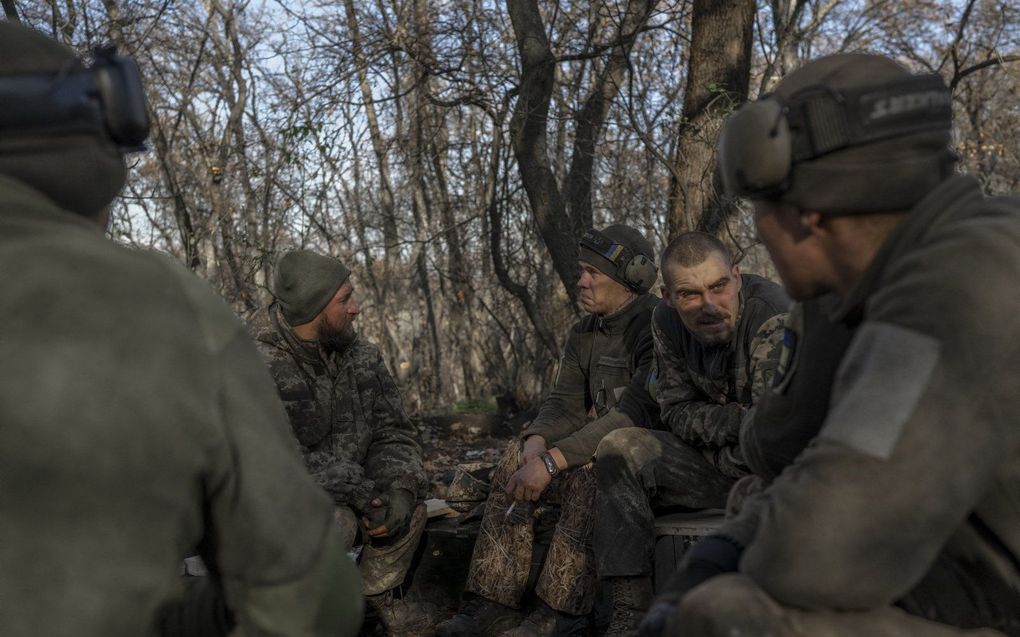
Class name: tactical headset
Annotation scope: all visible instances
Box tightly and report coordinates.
[0,46,150,151]
[718,73,952,199]
[579,228,658,292]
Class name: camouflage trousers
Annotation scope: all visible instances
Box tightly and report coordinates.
[671,574,1009,636]
[465,441,598,615]
[335,502,427,596]
[593,427,736,578]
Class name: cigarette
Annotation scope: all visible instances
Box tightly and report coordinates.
[504,502,516,520]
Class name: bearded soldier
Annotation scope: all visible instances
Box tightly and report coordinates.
[253,250,431,636]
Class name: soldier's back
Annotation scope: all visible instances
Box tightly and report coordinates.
[0,176,329,636]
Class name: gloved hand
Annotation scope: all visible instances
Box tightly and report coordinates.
[637,535,743,637]
[314,460,375,510]
[360,488,416,540]
[636,593,679,637]
[670,534,742,596]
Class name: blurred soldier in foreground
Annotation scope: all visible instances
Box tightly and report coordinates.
[594,232,788,635]
[644,54,1020,636]
[0,22,361,637]
[437,225,660,637]
[253,250,431,636]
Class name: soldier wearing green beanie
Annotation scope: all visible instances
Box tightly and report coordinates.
[641,53,1020,636]
[253,250,433,637]
[0,21,361,637]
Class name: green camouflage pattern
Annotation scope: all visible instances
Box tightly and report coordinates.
[650,288,786,478]
[253,305,427,503]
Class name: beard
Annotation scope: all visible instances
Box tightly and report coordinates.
[319,320,357,354]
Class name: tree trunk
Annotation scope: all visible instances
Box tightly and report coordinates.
[667,0,755,238]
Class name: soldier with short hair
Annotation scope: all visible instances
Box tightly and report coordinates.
[0,22,361,637]
[644,53,1020,636]
[594,231,787,635]
[253,249,431,636]
[437,225,661,637]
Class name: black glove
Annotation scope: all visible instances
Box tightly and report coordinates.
[361,488,416,539]
[637,535,743,637]
[669,534,743,597]
[636,593,679,637]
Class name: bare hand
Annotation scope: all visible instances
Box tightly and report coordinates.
[521,435,547,467]
[505,457,552,502]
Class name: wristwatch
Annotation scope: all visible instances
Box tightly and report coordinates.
[538,451,559,477]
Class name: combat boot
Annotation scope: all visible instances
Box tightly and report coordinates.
[604,577,653,637]
[435,597,522,637]
[366,590,437,637]
[496,600,557,637]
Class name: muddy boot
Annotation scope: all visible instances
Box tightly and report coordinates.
[604,577,653,637]
[498,600,558,637]
[435,597,522,637]
[367,590,437,637]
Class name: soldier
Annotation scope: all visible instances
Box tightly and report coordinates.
[593,231,788,635]
[253,249,431,636]
[644,54,1020,636]
[0,22,361,637]
[437,225,660,637]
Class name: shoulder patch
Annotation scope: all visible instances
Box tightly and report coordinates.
[820,321,940,460]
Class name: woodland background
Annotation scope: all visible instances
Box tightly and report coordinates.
[6,0,1019,412]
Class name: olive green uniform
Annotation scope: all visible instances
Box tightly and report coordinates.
[678,176,1020,636]
[0,176,361,636]
[466,294,659,615]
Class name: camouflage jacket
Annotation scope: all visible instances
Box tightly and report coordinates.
[649,274,788,477]
[254,305,427,507]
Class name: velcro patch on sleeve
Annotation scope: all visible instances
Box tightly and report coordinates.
[820,321,941,460]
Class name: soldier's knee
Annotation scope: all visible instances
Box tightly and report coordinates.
[594,428,657,489]
[673,574,785,636]
[596,427,656,469]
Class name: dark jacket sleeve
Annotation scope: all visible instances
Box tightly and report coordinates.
[732,216,1020,611]
[524,326,588,444]
[740,300,854,480]
[361,346,428,498]
[552,323,658,467]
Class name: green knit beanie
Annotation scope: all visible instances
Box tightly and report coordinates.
[0,22,127,218]
[273,250,351,326]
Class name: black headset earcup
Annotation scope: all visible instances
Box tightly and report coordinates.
[94,53,150,148]
[718,99,792,197]
[625,255,658,291]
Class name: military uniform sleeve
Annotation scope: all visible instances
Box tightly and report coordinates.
[746,313,786,403]
[360,346,428,498]
[736,223,1020,611]
[551,325,658,467]
[524,328,588,444]
[652,317,744,447]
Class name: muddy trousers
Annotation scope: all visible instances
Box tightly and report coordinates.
[335,503,428,596]
[594,428,736,578]
[670,574,1010,636]
[465,441,598,615]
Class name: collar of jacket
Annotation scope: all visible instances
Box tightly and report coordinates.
[269,302,330,366]
[0,173,104,234]
[590,292,657,334]
[832,175,983,326]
